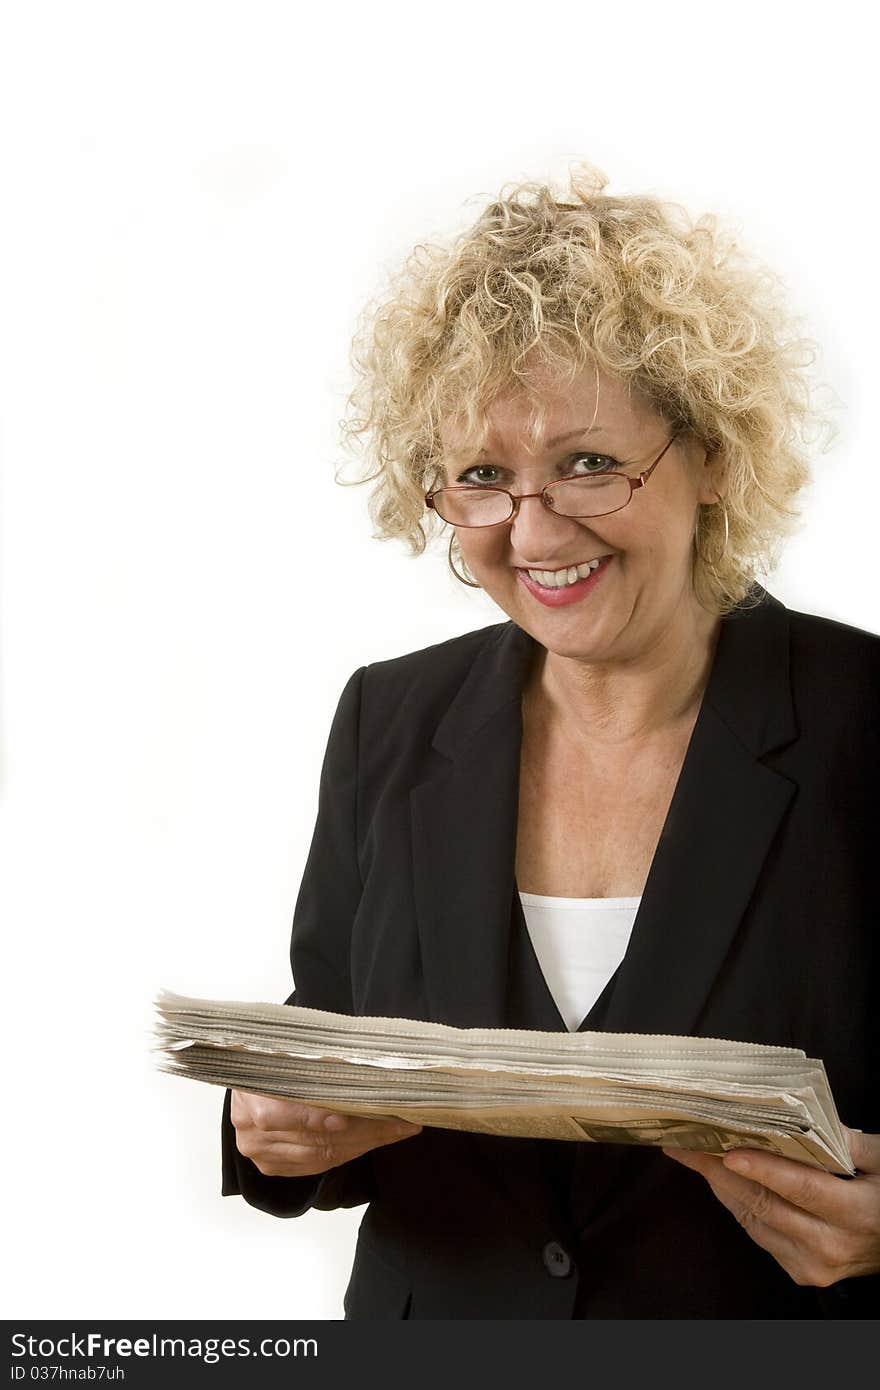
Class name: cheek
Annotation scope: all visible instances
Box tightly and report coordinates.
[637,504,695,557]
[457,530,504,569]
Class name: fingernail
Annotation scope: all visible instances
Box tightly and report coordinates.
[323,1114,347,1131]
[723,1152,751,1174]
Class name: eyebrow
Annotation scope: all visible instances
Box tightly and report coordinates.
[473,425,604,456]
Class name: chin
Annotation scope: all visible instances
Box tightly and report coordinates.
[542,634,611,661]
[514,611,608,656]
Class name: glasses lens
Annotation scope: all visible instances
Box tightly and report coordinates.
[434,488,512,526]
[550,474,630,518]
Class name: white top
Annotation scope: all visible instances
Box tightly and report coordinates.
[518,891,641,1031]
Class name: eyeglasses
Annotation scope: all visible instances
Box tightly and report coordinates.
[425,431,681,528]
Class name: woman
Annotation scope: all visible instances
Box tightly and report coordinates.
[220,165,880,1317]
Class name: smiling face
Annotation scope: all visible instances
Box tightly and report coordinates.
[438,365,722,667]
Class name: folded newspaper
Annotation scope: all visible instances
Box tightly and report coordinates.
[153,989,855,1175]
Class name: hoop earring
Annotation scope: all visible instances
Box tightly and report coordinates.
[448,533,481,588]
[694,496,729,573]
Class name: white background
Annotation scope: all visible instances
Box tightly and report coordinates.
[1,0,876,1320]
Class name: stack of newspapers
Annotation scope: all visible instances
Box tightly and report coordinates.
[153,989,854,1175]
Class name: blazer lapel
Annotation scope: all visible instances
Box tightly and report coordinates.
[599,588,798,1035]
[410,621,536,1029]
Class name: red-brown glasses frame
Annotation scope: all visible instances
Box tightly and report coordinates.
[425,430,681,527]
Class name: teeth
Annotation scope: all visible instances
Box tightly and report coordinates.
[526,557,605,588]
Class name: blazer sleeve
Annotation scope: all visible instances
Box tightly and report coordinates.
[220,664,377,1218]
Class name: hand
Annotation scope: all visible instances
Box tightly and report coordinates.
[230,1090,422,1179]
[662,1126,880,1287]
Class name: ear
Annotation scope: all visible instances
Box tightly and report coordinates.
[695,444,727,506]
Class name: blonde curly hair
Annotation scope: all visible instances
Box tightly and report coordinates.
[337,162,835,614]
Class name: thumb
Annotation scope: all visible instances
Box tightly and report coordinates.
[843,1125,880,1174]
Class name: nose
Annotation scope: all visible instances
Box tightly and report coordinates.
[508,491,594,559]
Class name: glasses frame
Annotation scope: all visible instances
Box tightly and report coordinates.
[425,429,682,528]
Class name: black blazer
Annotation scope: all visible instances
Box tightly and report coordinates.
[221,585,880,1318]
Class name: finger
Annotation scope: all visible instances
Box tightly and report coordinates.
[720,1149,863,1224]
[235,1099,422,1151]
[252,1136,342,1168]
[276,1114,421,1151]
[843,1126,880,1175]
[343,1117,424,1149]
[254,1146,362,1177]
[258,1122,420,1172]
[306,1106,419,1133]
[233,1092,334,1132]
[245,1104,359,1135]
[319,1111,423,1139]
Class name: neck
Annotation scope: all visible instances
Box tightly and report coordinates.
[525,599,722,750]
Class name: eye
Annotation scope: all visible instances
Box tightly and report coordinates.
[454,464,503,486]
[567,452,621,475]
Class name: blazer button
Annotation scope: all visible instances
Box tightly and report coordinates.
[542,1241,573,1278]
